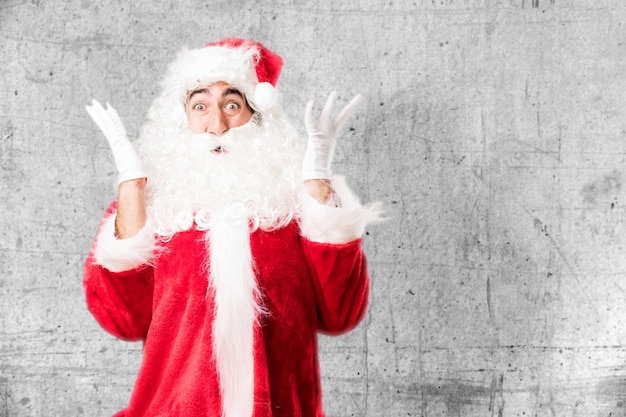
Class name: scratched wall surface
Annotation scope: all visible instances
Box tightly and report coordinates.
[2,1,626,416]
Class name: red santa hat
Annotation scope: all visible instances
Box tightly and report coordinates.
[203,38,283,110]
[147,38,283,128]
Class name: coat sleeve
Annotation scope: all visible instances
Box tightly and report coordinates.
[298,176,382,335]
[300,238,370,334]
[83,202,156,341]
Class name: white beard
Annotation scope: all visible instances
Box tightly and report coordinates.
[134,111,304,417]
[136,112,304,238]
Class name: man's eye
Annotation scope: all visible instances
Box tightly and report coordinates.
[225,102,240,111]
[193,103,206,111]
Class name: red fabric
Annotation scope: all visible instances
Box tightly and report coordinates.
[84,204,369,417]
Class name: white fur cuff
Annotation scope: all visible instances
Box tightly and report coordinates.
[299,176,383,244]
[94,215,157,272]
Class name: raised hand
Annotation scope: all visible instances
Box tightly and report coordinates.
[302,92,362,181]
[86,99,146,184]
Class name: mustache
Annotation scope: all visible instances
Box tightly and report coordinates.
[179,122,261,155]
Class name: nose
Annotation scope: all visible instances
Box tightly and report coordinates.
[205,109,228,135]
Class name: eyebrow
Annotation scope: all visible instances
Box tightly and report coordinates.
[187,87,245,102]
[222,87,244,98]
[187,88,208,102]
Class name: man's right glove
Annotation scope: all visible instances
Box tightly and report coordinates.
[85,99,146,184]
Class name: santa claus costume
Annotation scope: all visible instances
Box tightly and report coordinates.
[84,38,381,417]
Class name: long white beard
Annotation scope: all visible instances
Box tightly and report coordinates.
[134,113,304,417]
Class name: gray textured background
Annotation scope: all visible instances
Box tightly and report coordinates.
[2,0,626,416]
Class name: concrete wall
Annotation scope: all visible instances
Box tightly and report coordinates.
[2,1,626,416]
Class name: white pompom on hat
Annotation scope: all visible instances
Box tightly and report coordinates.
[146,38,283,128]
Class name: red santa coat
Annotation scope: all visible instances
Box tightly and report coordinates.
[84,180,379,417]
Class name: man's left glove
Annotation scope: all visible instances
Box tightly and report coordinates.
[302,92,362,181]
[85,99,146,184]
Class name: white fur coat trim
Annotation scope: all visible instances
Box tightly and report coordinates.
[298,176,383,244]
[207,209,259,417]
[94,215,157,272]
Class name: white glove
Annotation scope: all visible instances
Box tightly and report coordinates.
[302,92,362,181]
[85,99,146,184]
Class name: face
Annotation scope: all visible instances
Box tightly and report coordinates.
[185,81,254,135]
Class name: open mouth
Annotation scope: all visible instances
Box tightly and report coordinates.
[211,146,226,155]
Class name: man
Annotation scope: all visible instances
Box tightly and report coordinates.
[84,38,381,417]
